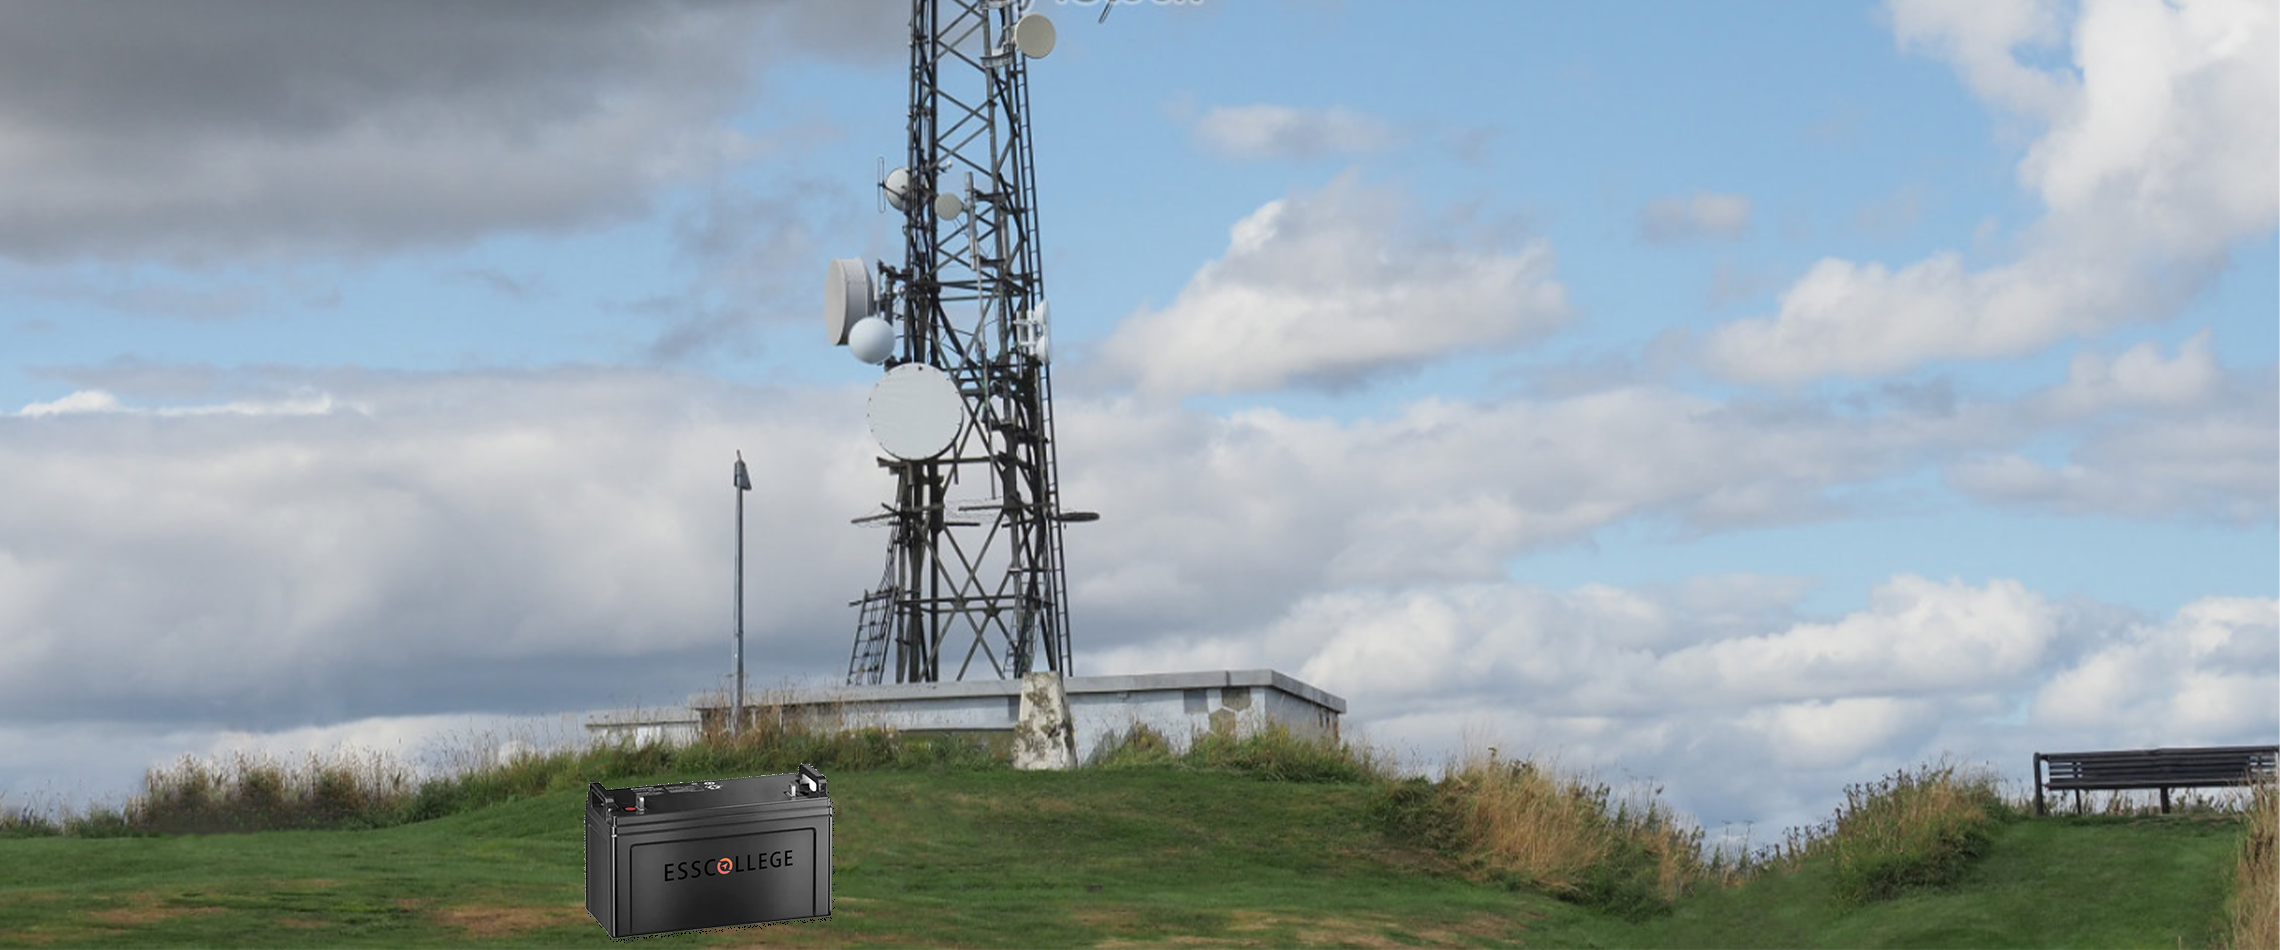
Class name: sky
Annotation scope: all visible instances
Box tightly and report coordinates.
[0,0,2273,842]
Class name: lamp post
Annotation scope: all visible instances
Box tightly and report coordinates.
[733,451,751,739]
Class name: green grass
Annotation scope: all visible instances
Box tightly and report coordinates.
[0,764,2253,948]
[0,720,2258,947]
[1616,813,2245,949]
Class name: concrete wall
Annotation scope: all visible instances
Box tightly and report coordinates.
[585,669,1345,764]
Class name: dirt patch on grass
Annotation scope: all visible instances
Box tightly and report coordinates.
[6,926,99,947]
[85,890,227,927]
[275,917,329,929]
[1093,907,1531,949]
[1412,910,1539,944]
[699,918,840,947]
[1228,908,1412,948]
[431,900,590,938]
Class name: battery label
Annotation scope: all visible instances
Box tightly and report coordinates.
[628,828,818,935]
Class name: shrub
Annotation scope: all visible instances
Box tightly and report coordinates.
[1370,749,1712,919]
[1184,724,1389,784]
[1086,723,1180,769]
[1821,761,2006,906]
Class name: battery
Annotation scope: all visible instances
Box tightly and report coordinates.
[584,765,833,939]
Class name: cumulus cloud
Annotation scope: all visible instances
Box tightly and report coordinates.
[1093,172,1569,396]
[2,357,2265,829]
[1050,380,2038,643]
[0,359,2030,745]
[17,389,339,418]
[1096,572,2274,831]
[0,368,889,730]
[1949,358,2275,522]
[1264,575,2058,718]
[1638,192,1753,243]
[2038,330,2224,417]
[1887,0,2074,118]
[1190,104,1394,161]
[1704,0,2277,382]
[0,0,895,263]
[2031,595,2279,743]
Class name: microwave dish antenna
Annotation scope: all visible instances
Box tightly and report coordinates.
[825,258,873,346]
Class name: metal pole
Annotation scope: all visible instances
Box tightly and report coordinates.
[734,452,751,738]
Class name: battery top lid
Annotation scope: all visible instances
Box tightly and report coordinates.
[592,769,826,817]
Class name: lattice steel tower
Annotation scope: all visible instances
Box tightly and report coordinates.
[826,0,1089,685]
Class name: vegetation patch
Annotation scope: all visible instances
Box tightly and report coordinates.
[1368,750,1724,920]
[2230,778,2276,950]
[1798,761,2009,906]
[0,710,2258,948]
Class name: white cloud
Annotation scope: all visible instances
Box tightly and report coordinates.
[1887,0,2074,118]
[16,389,342,418]
[2,353,2264,826]
[2030,595,2279,743]
[3,360,2019,738]
[1639,192,1753,243]
[17,390,124,417]
[1705,0,2276,382]
[1948,359,2276,522]
[1652,574,2059,704]
[1190,105,1393,161]
[1052,384,2011,643]
[1093,172,1569,396]
[1093,568,2271,830]
[2039,330,2223,416]
[0,368,889,730]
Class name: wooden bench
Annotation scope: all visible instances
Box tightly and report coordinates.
[2034,745,2277,815]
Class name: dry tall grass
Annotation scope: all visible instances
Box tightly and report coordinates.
[136,747,420,834]
[2231,778,2277,950]
[1087,721,1394,784]
[0,696,1004,838]
[1370,746,1718,918]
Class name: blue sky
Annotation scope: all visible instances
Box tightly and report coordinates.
[0,0,2273,839]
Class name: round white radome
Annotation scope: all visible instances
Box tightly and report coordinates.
[848,316,896,364]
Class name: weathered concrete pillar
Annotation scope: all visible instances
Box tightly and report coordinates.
[1013,672,1078,771]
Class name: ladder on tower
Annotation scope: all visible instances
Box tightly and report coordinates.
[846,588,896,685]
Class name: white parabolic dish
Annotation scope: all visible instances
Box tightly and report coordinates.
[868,363,965,460]
[826,258,872,345]
[1013,12,1055,58]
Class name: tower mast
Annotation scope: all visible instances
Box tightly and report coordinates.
[838,0,1081,685]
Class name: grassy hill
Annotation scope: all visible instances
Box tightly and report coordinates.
[0,727,2264,948]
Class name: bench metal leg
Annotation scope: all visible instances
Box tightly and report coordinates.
[2159,787,2170,814]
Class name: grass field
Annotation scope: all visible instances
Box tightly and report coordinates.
[0,744,2261,949]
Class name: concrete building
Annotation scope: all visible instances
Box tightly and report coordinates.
[584,669,1346,763]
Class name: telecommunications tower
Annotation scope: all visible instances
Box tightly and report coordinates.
[825,0,1093,685]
